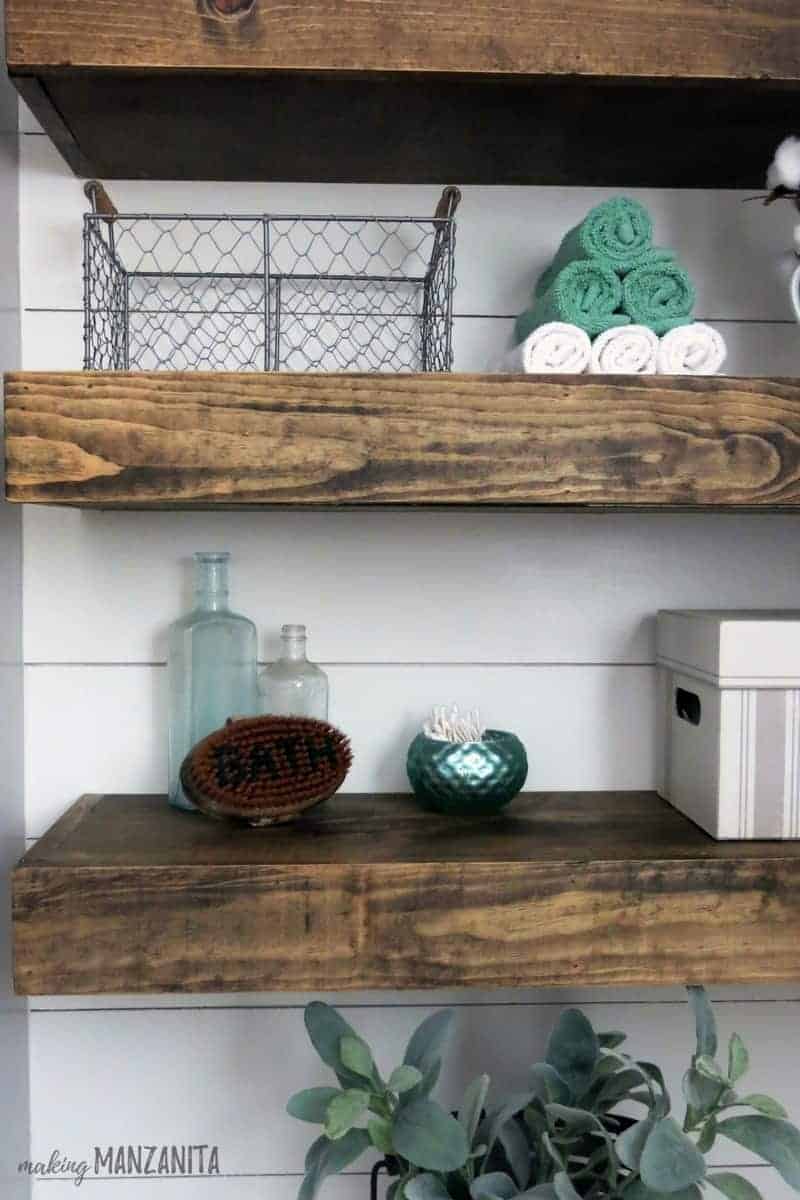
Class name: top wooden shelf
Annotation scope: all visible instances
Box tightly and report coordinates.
[7,0,800,183]
[14,791,800,994]
[7,371,800,510]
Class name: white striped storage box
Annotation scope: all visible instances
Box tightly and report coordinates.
[657,610,800,840]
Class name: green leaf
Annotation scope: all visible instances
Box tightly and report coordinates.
[638,1063,672,1116]
[287,1088,342,1124]
[596,1068,652,1111]
[402,1058,442,1108]
[404,1010,455,1074]
[616,1118,655,1170]
[553,1174,582,1200]
[546,1103,603,1136]
[406,1174,454,1200]
[735,1094,788,1119]
[367,1116,394,1155]
[696,1056,727,1084]
[717,1116,800,1189]
[599,1031,627,1049]
[392,1099,470,1171]
[530,1064,570,1105]
[479,1093,535,1157]
[687,987,718,1059]
[640,1117,706,1193]
[623,1182,703,1200]
[470,1173,518,1200]
[298,1130,371,1200]
[498,1116,531,1189]
[707,1174,764,1200]
[304,1003,368,1090]
[516,1188,559,1200]
[546,1009,599,1099]
[727,1035,749,1085]
[339,1036,375,1082]
[459,1074,490,1145]
[389,1065,423,1095]
[697,1116,717,1154]
[542,1132,565,1172]
[682,1067,723,1120]
[324,1089,370,1140]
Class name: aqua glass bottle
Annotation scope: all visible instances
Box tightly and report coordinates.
[259,624,329,719]
[167,552,259,811]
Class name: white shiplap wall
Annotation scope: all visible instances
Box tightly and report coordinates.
[17,103,800,1199]
[0,34,29,1200]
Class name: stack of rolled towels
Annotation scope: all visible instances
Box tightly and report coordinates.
[504,197,726,376]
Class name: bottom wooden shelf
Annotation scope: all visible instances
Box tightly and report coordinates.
[13,792,800,995]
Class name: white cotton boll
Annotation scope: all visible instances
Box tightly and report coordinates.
[767,136,800,190]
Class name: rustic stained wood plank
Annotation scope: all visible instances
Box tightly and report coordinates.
[14,792,800,995]
[6,372,800,509]
[7,0,800,81]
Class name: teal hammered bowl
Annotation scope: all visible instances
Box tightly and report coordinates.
[406,729,528,816]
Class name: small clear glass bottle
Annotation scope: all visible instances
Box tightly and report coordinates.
[167,552,259,811]
[259,624,329,720]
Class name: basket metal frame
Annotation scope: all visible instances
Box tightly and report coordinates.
[82,184,459,374]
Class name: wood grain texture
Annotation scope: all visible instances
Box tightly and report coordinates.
[6,0,800,80]
[27,72,798,187]
[14,792,800,995]
[7,372,800,509]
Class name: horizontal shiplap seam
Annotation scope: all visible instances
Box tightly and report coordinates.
[19,306,799,324]
[23,661,656,669]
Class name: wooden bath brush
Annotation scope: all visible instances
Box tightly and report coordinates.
[180,715,353,825]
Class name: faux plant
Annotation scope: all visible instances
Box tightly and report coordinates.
[288,988,800,1200]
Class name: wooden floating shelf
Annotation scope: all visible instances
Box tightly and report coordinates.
[7,372,800,510]
[14,791,800,995]
[7,0,800,183]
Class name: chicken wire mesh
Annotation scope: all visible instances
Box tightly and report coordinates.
[83,185,459,373]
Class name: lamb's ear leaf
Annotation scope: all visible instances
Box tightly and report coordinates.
[406,1174,454,1200]
[716,1116,800,1189]
[530,1064,571,1106]
[498,1116,532,1189]
[686,987,718,1059]
[459,1074,491,1145]
[697,1116,717,1154]
[392,1099,470,1172]
[367,1116,394,1155]
[640,1117,706,1193]
[707,1173,764,1200]
[298,1130,371,1200]
[616,1118,654,1169]
[477,1092,535,1158]
[404,1010,455,1073]
[287,1088,342,1124]
[389,1065,423,1095]
[324,1089,370,1141]
[339,1036,375,1083]
[728,1035,749,1085]
[553,1174,583,1200]
[599,1031,627,1050]
[736,1094,788,1119]
[469,1173,517,1200]
[623,1183,703,1200]
[400,1057,442,1107]
[546,1009,599,1099]
[304,1003,369,1089]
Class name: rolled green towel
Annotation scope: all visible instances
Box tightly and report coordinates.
[516,259,629,341]
[535,197,670,297]
[622,260,696,335]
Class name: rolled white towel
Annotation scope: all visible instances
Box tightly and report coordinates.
[590,324,658,374]
[500,322,591,374]
[657,322,727,375]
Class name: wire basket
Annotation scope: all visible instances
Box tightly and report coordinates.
[83,182,460,373]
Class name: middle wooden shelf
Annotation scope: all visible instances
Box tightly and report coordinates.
[6,371,800,509]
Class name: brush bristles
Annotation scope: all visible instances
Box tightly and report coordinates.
[181,715,353,824]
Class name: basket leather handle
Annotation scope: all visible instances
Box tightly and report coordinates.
[434,186,461,220]
[200,0,258,21]
[84,180,118,219]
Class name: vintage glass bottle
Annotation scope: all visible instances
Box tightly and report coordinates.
[259,624,329,719]
[167,552,259,811]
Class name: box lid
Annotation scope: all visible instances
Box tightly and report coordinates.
[656,609,800,687]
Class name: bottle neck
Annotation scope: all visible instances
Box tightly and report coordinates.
[281,634,308,662]
[193,554,231,612]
